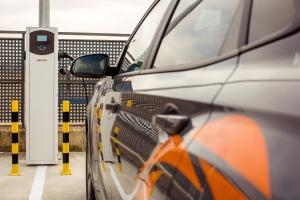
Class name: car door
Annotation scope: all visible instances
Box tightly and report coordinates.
[142,0,249,199]
[98,0,248,200]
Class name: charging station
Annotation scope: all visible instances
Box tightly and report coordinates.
[25,27,58,164]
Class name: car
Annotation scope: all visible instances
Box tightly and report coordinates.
[65,0,300,199]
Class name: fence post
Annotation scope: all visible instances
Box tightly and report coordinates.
[9,100,21,176]
[61,100,72,175]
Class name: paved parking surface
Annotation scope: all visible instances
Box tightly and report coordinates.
[0,152,85,200]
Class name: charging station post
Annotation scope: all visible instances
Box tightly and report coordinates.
[25,27,58,164]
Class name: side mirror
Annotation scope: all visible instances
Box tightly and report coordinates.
[70,54,109,78]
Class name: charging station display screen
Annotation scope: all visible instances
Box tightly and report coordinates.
[37,35,48,42]
[30,30,54,55]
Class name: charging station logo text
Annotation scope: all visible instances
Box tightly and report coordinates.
[37,58,48,62]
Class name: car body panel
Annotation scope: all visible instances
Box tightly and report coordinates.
[230,33,300,82]
[125,57,238,104]
[83,0,300,199]
[211,32,300,200]
[90,53,237,196]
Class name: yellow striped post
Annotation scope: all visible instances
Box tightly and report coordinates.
[113,127,122,172]
[61,100,72,175]
[9,100,21,176]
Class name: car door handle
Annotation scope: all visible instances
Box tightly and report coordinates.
[105,103,120,113]
[152,114,190,136]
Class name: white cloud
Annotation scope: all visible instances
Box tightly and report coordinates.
[0,0,154,33]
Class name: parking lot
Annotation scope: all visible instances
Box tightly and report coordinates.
[0,152,85,200]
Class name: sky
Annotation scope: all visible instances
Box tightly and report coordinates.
[0,0,154,34]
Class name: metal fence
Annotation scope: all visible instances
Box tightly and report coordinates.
[0,31,129,124]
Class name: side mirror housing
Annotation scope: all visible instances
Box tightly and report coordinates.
[70,54,109,78]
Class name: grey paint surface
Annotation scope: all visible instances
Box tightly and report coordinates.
[211,30,300,199]
[229,33,300,82]
[215,32,300,116]
[215,81,300,117]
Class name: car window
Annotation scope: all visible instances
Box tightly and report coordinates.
[249,0,295,43]
[154,0,242,68]
[119,0,171,74]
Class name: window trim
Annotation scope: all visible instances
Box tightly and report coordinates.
[114,0,177,76]
[141,0,251,74]
[140,50,239,74]
[163,0,202,38]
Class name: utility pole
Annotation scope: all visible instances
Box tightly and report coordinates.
[39,0,50,27]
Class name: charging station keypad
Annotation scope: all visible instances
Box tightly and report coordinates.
[29,30,54,55]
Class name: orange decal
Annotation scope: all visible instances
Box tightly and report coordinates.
[159,149,203,192]
[138,134,204,199]
[136,136,184,200]
[200,159,247,200]
[194,115,270,199]
[139,135,183,179]
[146,170,163,197]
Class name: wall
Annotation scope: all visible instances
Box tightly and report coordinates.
[0,124,86,152]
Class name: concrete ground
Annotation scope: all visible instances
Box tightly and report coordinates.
[0,152,85,200]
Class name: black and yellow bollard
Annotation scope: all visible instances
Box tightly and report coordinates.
[61,100,72,175]
[9,100,21,176]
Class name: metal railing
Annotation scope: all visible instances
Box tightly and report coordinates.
[0,30,129,124]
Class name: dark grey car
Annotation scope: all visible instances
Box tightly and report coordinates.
[68,0,300,199]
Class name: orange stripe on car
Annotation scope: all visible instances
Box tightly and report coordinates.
[194,115,271,199]
[146,170,163,197]
[139,135,183,179]
[137,135,204,199]
[200,159,247,200]
[159,149,203,192]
